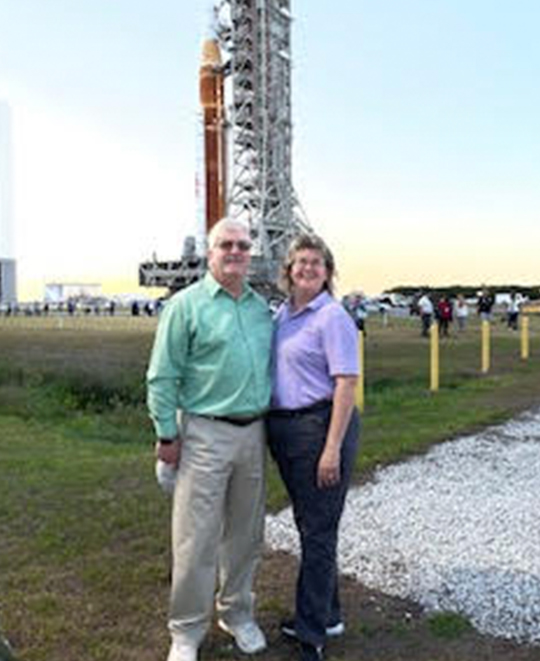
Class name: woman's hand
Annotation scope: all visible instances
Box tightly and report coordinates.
[317,445,341,488]
[317,375,358,488]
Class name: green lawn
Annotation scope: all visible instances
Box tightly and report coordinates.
[0,314,539,660]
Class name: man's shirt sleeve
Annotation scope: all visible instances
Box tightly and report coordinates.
[147,298,189,439]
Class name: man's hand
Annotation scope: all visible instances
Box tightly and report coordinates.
[155,438,182,468]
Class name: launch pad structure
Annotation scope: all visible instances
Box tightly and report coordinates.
[138,0,311,298]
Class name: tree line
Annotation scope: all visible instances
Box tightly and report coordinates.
[387,284,540,299]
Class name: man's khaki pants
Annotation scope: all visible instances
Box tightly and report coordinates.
[168,414,266,645]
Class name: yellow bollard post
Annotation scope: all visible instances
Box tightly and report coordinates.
[481,319,490,373]
[521,316,530,360]
[430,321,439,392]
[356,330,365,413]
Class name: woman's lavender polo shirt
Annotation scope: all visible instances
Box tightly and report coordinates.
[271,291,359,410]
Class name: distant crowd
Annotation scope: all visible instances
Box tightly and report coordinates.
[0,288,529,336]
[341,287,528,337]
[413,288,524,337]
[0,298,165,318]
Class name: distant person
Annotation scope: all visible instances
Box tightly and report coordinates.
[267,234,360,661]
[455,295,469,332]
[379,302,389,327]
[147,218,272,661]
[507,292,520,331]
[342,292,368,334]
[417,292,434,337]
[131,301,140,317]
[437,295,453,337]
[477,288,494,322]
[108,300,116,316]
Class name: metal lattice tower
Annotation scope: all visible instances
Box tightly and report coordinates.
[215,0,310,273]
[138,0,310,295]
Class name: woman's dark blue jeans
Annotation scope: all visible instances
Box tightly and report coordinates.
[267,404,360,647]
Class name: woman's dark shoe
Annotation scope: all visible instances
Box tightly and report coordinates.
[300,642,324,661]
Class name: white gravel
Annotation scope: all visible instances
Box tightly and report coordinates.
[265,408,540,644]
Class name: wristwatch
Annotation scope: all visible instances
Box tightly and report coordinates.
[158,438,176,445]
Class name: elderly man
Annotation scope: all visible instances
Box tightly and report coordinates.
[147,218,273,661]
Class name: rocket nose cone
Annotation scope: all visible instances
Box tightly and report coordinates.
[201,39,222,68]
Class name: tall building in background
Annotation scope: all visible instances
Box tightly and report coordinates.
[0,100,17,304]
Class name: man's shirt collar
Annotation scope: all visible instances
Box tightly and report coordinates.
[284,290,332,318]
[204,271,253,300]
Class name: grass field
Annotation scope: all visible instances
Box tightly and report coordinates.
[1,313,539,661]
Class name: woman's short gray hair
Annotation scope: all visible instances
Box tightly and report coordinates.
[279,233,336,296]
[208,218,251,249]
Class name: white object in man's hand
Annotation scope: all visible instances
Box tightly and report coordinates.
[155,459,178,495]
[154,438,181,494]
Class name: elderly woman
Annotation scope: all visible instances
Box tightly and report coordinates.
[267,234,360,661]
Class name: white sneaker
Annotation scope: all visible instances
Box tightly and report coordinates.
[281,618,345,639]
[218,619,267,654]
[326,621,345,637]
[167,637,198,661]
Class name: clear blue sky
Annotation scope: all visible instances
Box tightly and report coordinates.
[1,0,539,299]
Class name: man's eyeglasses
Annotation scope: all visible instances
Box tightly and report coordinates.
[215,240,252,252]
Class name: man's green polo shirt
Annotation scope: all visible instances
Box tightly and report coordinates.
[147,272,273,439]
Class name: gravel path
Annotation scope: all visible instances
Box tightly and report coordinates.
[265,408,540,644]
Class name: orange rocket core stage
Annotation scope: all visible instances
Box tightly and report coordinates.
[200,39,227,233]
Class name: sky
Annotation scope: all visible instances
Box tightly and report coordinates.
[1,0,540,301]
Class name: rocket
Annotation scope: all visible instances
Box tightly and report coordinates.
[199,38,227,234]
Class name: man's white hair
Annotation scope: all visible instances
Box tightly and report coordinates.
[208,218,251,249]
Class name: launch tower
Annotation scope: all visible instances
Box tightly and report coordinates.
[139,0,311,297]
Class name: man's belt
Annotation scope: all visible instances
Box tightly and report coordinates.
[269,399,332,419]
[200,413,265,427]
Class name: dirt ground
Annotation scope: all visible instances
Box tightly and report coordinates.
[200,550,540,661]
